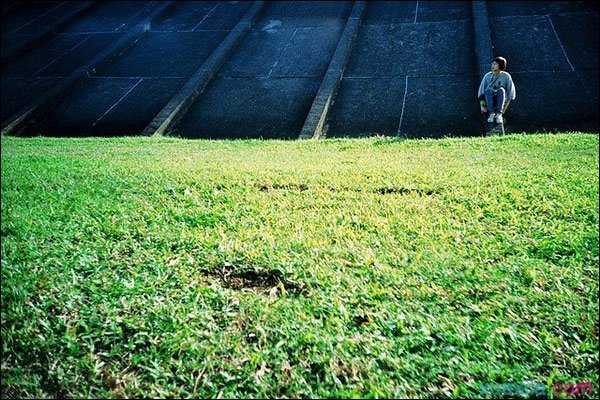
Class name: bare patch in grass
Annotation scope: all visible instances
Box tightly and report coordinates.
[258,183,309,192]
[257,183,438,196]
[205,264,306,295]
[374,187,438,196]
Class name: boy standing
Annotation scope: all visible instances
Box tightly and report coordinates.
[478,56,516,125]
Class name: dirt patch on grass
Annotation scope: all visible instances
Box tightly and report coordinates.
[374,186,438,196]
[257,183,438,196]
[205,264,306,295]
[258,183,309,192]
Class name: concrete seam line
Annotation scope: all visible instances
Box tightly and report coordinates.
[190,3,220,32]
[396,75,409,136]
[10,1,67,34]
[414,1,419,24]
[0,1,97,65]
[142,1,265,137]
[546,14,575,72]
[0,1,174,136]
[92,78,144,127]
[298,1,366,140]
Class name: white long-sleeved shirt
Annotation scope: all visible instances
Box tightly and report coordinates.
[478,71,516,100]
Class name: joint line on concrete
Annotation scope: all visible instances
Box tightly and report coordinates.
[191,3,220,32]
[546,14,575,72]
[121,4,157,31]
[414,1,419,24]
[56,31,130,35]
[492,11,595,21]
[10,1,67,34]
[397,75,409,135]
[32,35,92,77]
[87,75,186,79]
[268,28,299,79]
[92,78,144,127]
[151,29,230,33]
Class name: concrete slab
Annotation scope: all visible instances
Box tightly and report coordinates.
[417,1,472,22]
[190,1,251,31]
[220,25,342,78]
[362,1,416,25]
[219,1,349,78]
[549,13,599,71]
[25,77,140,136]
[90,78,186,135]
[1,77,60,121]
[271,26,343,78]
[95,31,228,78]
[12,1,74,35]
[261,1,351,28]
[345,20,474,76]
[151,1,218,31]
[490,15,573,72]
[1,1,62,34]
[400,74,481,138]
[327,77,406,137]
[218,28,295,77]
[2,33,84,77]
[504,71,598,132]
[487,1,595,18]
[578,69,599,105]
[1,33,36,57]
[174,77,320,139]
[36,33,120,77]
[59,1,148,33]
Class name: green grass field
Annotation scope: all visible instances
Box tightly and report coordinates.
[1,133,598,398]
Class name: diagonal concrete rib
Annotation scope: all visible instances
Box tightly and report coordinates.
[298,1,366,140]
[1,1,175,136]
[142,1,265,137]
[1,1,97,66]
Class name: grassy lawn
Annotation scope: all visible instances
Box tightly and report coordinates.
[1,133,598,398]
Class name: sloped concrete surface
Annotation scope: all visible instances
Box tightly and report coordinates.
[0,77,59,120]
[329,1,477,137]
[489,4,598,132]
[174,1,351,139]
[1,1,156,131]
[177,77,320,139]
[96,31,229,77]
[11,1,249,136]
[1,1,598,138]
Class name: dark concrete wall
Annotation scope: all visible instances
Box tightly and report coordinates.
[487,0,598,132]
[1,1,598,138]
[4,1,251,136]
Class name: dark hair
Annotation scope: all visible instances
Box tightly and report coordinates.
[492,56,507,71]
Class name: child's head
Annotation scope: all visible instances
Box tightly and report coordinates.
[491,57,507,71]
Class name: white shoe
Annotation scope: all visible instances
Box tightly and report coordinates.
[495,113,503,124]
[487,113,495,123]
